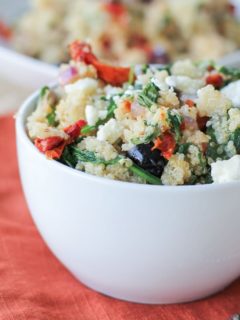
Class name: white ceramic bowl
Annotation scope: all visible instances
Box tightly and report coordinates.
[16,89,240,304]
[0,0,57,89]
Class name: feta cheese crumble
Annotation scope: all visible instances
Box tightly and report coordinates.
[211,155,240,183]
[221,80,240,108]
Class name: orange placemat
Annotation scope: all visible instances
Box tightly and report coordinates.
[0,115,239,320]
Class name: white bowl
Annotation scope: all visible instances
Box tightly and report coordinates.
[0,0,57,89]
[16,89,240,304]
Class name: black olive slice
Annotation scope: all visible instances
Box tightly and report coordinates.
[127,143,167,177]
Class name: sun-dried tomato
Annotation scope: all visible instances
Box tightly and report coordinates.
[206,74,224,89]
[69,41,131,86]
[64,120,87,140]
[152,132,176,160]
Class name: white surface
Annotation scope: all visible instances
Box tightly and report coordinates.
[16,90,240,304]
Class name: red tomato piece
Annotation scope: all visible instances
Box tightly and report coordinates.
[185,99,195,107]
[35,136,64,153]
[69,41,131,86]
[64,120,87,140]
[69,41,97,64]
[103,2,127,19]
[0,21,12,40]
[122,100,132,113]
[206,74,224,89]
[45,142,67,160]
[152,133,176,160]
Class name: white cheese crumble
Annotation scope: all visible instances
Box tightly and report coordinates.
[165,75,204,95]
[151,77,169,91]
[97,119,122,144]
[85,105,99,126]
[171,60,203,78]
[65,78,98,94]
[211,155,240,183]
[221,80,240,108]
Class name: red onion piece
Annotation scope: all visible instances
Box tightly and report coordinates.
[131,101,145,117]
[183,116,198,131]
[59,67,78,86]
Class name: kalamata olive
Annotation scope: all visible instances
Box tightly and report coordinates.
[127,143,167,177]
[148,46,170,64]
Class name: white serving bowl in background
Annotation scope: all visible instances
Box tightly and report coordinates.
[0,0,57,89]
[1,0,240,90]
[16,89,240,304]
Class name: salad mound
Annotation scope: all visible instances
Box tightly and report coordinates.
[12,0,240,65]
[27,41,240,186]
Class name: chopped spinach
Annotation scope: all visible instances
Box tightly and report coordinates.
[219,66,240,81]
[60,145,78,168]
[129,164,162,185]
[138,82,160,108]
[128,66,135,85]
[206,126,229,161]
[167,110,183,142]
[47,108,59,127]
[141,64,149,74]
[177,143,192,154]
[206,125,217,143]
[71,147,121,165]
[157,64,172,74]
[231,128,240,153]
[40,86,49,99]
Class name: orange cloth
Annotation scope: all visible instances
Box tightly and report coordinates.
[0,115,239,320]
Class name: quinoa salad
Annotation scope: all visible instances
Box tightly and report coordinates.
[11,0,240,64]
[26,41,240,186]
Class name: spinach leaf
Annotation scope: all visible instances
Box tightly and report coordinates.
[206,125,217,143]
[177,143,192,154]
[129,164,162,185]
[47,108,59,127]
[219,66,240,81]
[40,86,49,99]
[138,83,160,108]
[157,64,172,74]
[141,64,149,74]
[71,147,121,165]
[60,145,78,168]
[231,127,240,153]
[62,144,163,185]
[167,110,183,142]
[128,66,135,85]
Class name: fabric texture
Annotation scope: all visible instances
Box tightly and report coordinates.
[0,115,239,320]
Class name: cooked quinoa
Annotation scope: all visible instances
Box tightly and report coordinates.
[12,0,240,64]
[27,41,240,185]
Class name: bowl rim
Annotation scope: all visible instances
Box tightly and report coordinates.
[15,86,240,192]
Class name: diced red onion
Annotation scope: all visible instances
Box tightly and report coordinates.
[131,101,145,117]
[148,46,170,64]
[59,67,78,86]
[183,116,198,131]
